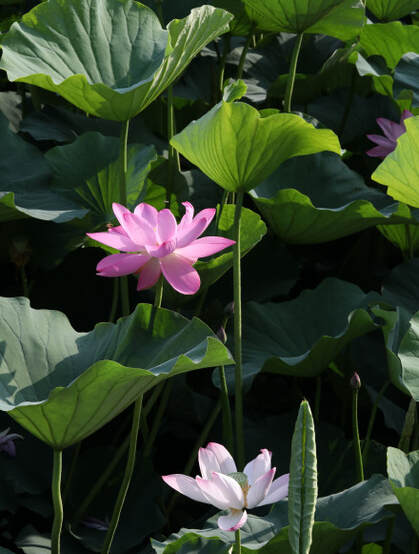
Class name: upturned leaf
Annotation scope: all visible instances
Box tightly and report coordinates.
[0,298,233,449]
[0,0,233,121]
[242,0,365,40]
[366,0,419,21]
[171,102,340,192]
[372,117,419,208]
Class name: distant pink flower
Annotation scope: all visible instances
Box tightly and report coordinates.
[87,202,235,295]
[0,428,23,457]
[162,442,289,531]
[367,110,413,158]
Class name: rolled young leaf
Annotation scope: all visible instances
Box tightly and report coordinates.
[0,298,233,449]
[171,101,341,192]
[288,400,318,554]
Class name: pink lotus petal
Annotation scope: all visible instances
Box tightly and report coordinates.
[123,213,156,246]
[198,447,221,479]
[401,110,414,122]
[136,258,161,291]
[157,209,177,243]
[96,253,150,277]
[366,134,394,147]
[176,208,216,249]
[206,443,237,474]
[176,237,235,260]
[247,468,276,509]
[376,117,401,141]
[244,449,272,485]
[257,473,289,507]
[177,202,194,234]
[162,474,210,504]
[108,225,128,236]
[366,145,394,159]
[112,202,132,227]
[135,203,158,229]
[218,509,247,531]
[160,254,200,295]
[86,231,138,252]
[196,473,244,510]
[146,239,177,258]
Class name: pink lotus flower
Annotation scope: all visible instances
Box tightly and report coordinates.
[0,428,23,457]
[367,110,413,158]
[87,202,235,295]
[162,442,289,531]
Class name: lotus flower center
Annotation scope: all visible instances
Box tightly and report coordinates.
[228,472,249,507]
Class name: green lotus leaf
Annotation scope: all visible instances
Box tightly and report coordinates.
[374,306,419,401]
[360,22,419,69]
[382,258,419,316]
[152,475,396,553]
[0,113,86,223]
[240,278,380,383]
[171,102,340,193]
[377,204,419,258]
[45,131,158,218]
[0,0,233,121]
[387,447,419,536]
[366,0,419,21]
[250,152,415,244]
[0,298,233,449]
[372,117,419,208]
[394,53,419,108]
[242,0,365,40]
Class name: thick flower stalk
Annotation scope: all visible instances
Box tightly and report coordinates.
[0,428,23,456]
[162,442,289,531]
[87,202,235,295]
[367,110,413,159]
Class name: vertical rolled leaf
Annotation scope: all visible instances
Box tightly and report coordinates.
[288,400,318,554]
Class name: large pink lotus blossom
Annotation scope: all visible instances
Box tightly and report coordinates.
[367,110,413,158]
[162,442,289,531]
[87,202,235,295]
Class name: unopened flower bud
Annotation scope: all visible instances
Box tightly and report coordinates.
[9,235,31,268]
[224,301,234,318]
[350,372,361,390]
[217,326,227,344]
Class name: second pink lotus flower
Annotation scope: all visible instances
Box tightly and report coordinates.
[163,442,289,531]
[367,110,413,159]
[87,202,235,295]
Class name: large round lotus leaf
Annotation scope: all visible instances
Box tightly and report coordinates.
[171,102,340,192]
[378,205,419,258]
[366,0,419,21]
[250,152,415,244]
[360,22,419,70]
[0,298,233,449]
[387,447,419,536]
[45,131,158,217]
[373,117,419,208]
[0,1,233,121]
[240,278,380,382]
[152,475,396,553]
[0,113,86,223]
[242,0,365,40]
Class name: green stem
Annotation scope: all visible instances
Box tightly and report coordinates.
[154,276,164,309]
[101,397,143,554]
[283,33,304,113]
[108,279,119,322]
[51,450,63,554]
[405,224,414,259]
[167,400,221,515]
[119,119,130,317]
[383,515,395,554]
[237,28,254,80]
[62,441,82,505]
[218,34,231,98]
[352,388,364,482]
[233,191,245,469]
[219,366,234,454]
[362,381,390,465]
[166,85,179,203]
[144,380,172,457]
[235,529,241,554]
